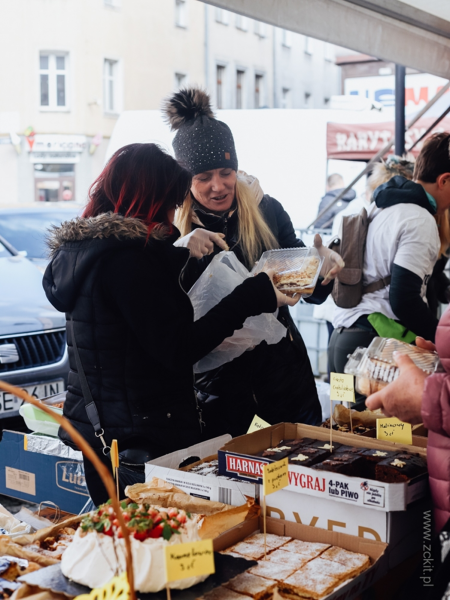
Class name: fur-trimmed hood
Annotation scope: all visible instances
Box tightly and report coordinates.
[47,212,163,257]
[43,212,176,313]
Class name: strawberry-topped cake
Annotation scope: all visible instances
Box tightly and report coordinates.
[61,500,208,592]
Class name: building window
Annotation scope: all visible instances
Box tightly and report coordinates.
[175,72,187,89]
[175,0,187,28]
[104,59,120,114]
[304,91,312,107]
[255,74,264,108]
[282,88,291,109]
[236,70,245,109]
[39,53,68,110]
[236,14,248,30]
[216,65,225,109]
[215,8,229,25]
[304,36,314,55]
[281,29,292,48]
[254,20,266,38]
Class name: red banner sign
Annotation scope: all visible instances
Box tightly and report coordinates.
[327,117,450,160]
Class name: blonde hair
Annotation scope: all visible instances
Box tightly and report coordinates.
[175,176,278,268]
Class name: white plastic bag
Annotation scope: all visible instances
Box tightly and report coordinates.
[188,251,286,373]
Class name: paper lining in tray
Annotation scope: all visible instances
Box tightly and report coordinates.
[251,247,324,294]
[344,337,441,396]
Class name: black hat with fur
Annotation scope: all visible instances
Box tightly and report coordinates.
[163,88,238,175]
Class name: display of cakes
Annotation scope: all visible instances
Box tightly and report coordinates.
[202,532,371,600]
[60,500,209,593]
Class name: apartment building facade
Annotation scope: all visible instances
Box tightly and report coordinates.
[0,0,342,205]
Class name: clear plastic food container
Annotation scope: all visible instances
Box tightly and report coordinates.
[19,392,65,437]
[344,337,441,396]
[251,247,324,296]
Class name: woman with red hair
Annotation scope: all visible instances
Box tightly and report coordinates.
[43,143,291,504]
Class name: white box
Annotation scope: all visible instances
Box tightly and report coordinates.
[145,435,257,506]
[263,488,431,568]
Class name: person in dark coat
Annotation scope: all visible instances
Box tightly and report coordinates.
[163,88,344,437]
[314,173,356,229]
[42,143,293,505]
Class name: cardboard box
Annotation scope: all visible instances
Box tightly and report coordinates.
[0,430,88,514]
[218,423,428,511]
[263,489,431,568]
[145,435,258,506]
[213,515,388,600]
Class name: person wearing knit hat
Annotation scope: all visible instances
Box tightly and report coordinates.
[164,88,344,438]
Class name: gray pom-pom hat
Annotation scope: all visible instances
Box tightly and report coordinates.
[163,88,238,175]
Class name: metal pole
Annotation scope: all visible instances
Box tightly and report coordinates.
[307,81,450,229]
[395,65,406,156]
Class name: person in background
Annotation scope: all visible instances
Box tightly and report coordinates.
[42,143,293,505]
[314,173,356,229]
[164,88,344,437]
[329,143,450,408]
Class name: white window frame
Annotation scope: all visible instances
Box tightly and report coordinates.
[281,29,292,48]
[255,73,264,108]
[216,64,226,109]
[254,20,267,38]
[215,7,229,25]
[281,87,291,109]
[324,42,334,62]
[39,52,70,112]
[305,36,314,55]
[175,0,187,28]
[235,14,248,31]
[174,72,187,89]
[103,58,122,115]
[236,69,245,109]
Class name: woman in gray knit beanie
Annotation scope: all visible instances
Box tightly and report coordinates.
[164,88,343,438]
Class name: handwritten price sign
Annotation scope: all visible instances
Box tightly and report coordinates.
[263,458,289,496]
[164,539,215,583]
[247,414,271,434]
[330,373,355,403]
[376,417,412,445]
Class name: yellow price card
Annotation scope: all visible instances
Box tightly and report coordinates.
[330,373,355,402]
[164,539,215,583]
[376,417,412,445]
[247,414,271,434]
[263,458,289,496]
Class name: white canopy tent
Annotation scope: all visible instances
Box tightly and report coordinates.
[206,0,450,79]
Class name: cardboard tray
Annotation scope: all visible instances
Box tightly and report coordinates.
[218,423,428,512]
[18,552,256,599]
[213,515,388,600]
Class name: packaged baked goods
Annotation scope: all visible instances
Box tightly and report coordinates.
[344,337,441,396]
[251,248,324,296]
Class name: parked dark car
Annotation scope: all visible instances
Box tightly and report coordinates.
[0,204,82,421]
[0,203,82,272]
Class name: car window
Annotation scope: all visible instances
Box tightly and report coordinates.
[0,212,78,259]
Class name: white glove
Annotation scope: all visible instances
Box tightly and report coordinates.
[174,229,229,259]
[313,234,345,285]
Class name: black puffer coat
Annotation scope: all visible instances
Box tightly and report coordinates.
[43,213,276,454]
[182,194,330,437]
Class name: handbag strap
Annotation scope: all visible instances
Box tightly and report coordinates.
[68,319,110,454]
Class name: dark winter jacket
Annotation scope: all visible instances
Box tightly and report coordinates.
[42,213,277,454]
[182,194,328,436]
[315,187,356,229]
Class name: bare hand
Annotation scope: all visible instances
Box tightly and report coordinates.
[263,268,301,308]
[365,352,426,424]
[415,336,436,352]
[174,229,228,258]
[313,234,345,285]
